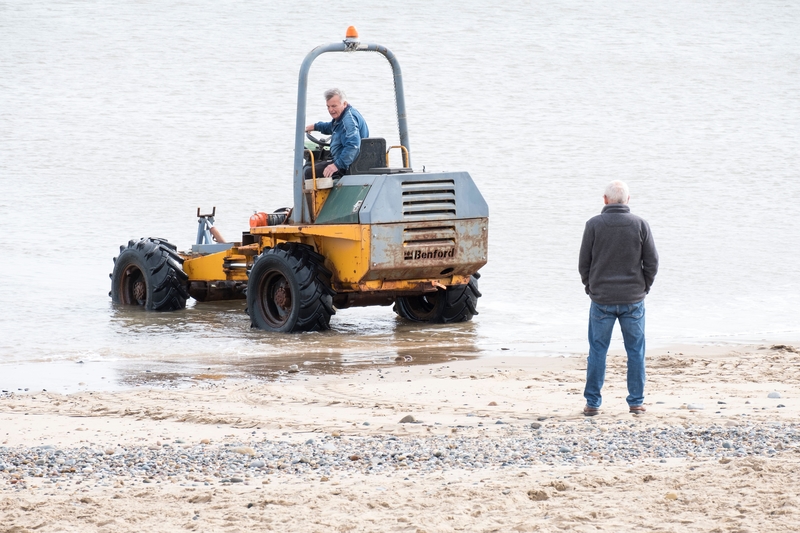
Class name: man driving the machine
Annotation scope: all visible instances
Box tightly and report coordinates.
[305,88,369,180]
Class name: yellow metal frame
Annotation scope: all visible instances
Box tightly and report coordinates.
[250,224,366,288]
[302,149,333,221]
[182,223,470,294]
[305,149,318,186]
[182,249,251,282]
[386,145,410,168]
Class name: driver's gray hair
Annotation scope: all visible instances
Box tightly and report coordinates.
[604,180,630,204]
[324,88,347,102]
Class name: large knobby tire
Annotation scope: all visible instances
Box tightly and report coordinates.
[246,243,335,333]
[393,274,481,323]
[110,238,189,311]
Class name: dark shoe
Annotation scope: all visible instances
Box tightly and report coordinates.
[583,405,600,416]
[629,405,646,414]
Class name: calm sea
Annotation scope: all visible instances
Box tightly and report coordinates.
[1,1,798,391]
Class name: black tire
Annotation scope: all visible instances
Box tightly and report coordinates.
[110,238,189,311]
[246,243,335,332]
[393,274,481,323]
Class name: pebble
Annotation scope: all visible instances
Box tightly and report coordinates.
[687,403,705,410]
[768,392,782,399]
[399,415,416,423]
[1,421,798,489]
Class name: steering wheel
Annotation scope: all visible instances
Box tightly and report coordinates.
[306,131,331,147]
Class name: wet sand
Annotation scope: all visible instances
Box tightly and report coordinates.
[2,343,800,532]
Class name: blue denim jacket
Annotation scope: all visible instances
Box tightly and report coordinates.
[314,105,369,170]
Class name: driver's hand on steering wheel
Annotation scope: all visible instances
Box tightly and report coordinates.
[323,163,338,178]
[305,124,315,132]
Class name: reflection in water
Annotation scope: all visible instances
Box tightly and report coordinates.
[104,301,482,390]
[113,336,481,389]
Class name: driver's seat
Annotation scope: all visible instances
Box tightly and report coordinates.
[347,138,386,175]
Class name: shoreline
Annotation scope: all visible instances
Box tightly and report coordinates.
[3,338,799,396]
[2,342,800,531]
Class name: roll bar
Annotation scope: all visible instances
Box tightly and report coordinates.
[291,31,411,224]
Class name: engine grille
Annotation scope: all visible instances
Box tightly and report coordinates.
[401,179,456,221]
[402,224,457,248]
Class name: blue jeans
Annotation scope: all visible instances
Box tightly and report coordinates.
[584,300,646,409]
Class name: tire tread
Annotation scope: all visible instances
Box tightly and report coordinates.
[246,243,335,332]
[110,237,188,311]
[394,274,481,323]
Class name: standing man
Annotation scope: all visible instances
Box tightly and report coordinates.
[578,180,659,416]
[305,88,369,180]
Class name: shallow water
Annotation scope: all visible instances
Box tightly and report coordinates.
[1,1,799,391]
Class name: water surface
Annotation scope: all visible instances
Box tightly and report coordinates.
[1,1,798,391]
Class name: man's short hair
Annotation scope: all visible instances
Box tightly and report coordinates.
[604,180,630,204]
[324,88,346,102]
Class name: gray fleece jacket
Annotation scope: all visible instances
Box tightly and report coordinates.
[578,203,659,305]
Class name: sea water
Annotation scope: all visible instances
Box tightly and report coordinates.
[1,1,798,390]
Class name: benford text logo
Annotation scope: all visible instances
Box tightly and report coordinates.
[404,248,455,261]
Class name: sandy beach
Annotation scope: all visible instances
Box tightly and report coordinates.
[2,343,800,532]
